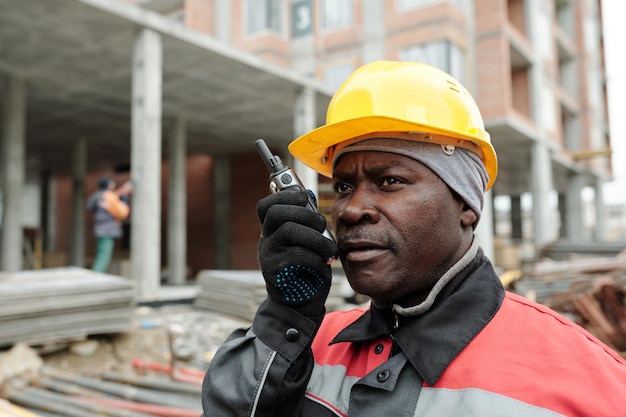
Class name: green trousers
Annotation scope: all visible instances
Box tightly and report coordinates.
[92,237,115,273]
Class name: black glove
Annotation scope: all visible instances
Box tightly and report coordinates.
[257,188,337,318]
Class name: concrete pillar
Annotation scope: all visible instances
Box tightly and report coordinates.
[564,174,585,240]
[465,0,477,91]
[490,194,497,236]
[475,190,495,263]
[131,28,162,300]
[593,176,606,240]
[167,116,186,285]
[70,138,87,267]
[530,142,554,247]
[557,193,566,238]
[510,195,523,240]
[1,77,26,272]
[361,0,385,63]
[214,0,231,44]
[293,87,318,196]
[213,156,231,269]
[461,0,490,258]
[527,0,555,252]
[42,172,57,253]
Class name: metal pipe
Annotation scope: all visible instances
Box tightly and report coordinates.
[8,387,155,417]
[7,388,113,417]
[33,376,112,398]
[130,358,204,385]
[100,371,201,395]
[0,398,45,417]
[75,397,201,417]
[40,367,201,409]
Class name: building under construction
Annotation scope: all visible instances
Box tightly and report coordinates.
[0,0,615,300]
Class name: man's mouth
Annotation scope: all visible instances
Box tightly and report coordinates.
[339,239,389,262]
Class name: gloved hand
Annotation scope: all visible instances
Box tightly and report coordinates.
[257,188,338,319]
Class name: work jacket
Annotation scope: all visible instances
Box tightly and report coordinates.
[201,250,626,417]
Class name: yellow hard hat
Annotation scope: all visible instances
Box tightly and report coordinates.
[289,60,498,190]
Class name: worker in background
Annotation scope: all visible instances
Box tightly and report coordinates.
[201,61,626,416]
[86,177,131,273]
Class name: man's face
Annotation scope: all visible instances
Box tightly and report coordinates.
[331,150,475,307]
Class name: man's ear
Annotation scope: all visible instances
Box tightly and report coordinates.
[460,203,477,227]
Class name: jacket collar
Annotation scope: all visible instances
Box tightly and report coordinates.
[330,250,504,386]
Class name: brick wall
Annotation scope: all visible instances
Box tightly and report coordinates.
[185,0,214,35]
[229,151,268,269]
[170,155,214,274]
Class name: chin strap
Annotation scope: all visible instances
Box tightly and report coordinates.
[392,236,480,317]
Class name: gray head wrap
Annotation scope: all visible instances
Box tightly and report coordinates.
[332,138,489,226]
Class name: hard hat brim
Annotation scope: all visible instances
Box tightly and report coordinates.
[289,115,497,189]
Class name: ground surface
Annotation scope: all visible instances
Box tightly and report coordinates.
[39,303,251,378]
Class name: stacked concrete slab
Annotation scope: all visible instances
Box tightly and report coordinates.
[194,270,346,322]
[0,267,135,348]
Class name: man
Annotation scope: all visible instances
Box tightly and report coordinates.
[201,61,626,416]
[86,177,131,273]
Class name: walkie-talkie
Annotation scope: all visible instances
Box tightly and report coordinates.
[255,138,335,242]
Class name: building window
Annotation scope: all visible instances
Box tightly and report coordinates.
[321,0,353,30]
[246,0,282,35]
[323,63,355,91]
[400,41,465,83]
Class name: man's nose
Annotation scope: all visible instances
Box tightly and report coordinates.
[336,187,378,225]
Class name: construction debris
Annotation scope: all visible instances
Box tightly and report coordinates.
[529,253,626,279]
[0,267,135,348]
[0,302,250,417]
[574,282,626,351]
[539,240,626,260]
[513,248,626,356]
[2,366,202,417]
[0,344,43,386]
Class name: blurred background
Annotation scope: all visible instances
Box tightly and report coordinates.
[1,2,626,413]
[0,0,624,299]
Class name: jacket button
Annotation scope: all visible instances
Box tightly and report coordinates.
[376,370,390,382]
[285,328,300,342]
[374,344,384,354]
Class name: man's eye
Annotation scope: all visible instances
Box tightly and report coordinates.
[333,183,353,193]
[381,177,404,186]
